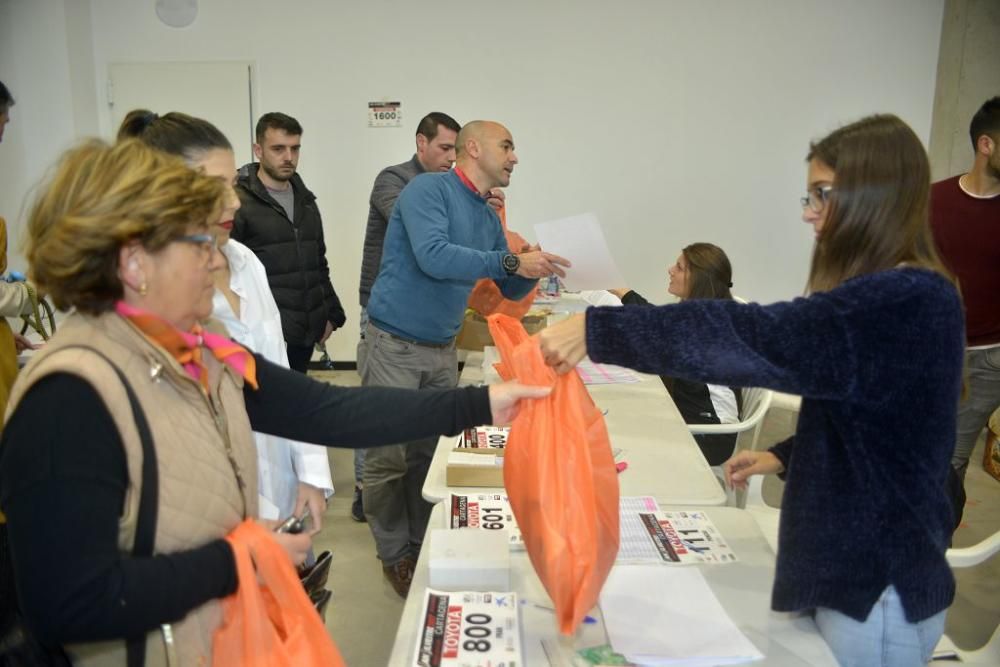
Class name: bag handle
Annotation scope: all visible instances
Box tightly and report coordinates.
[59,346,158,667]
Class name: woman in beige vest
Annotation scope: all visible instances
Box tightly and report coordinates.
[0,139,546,666]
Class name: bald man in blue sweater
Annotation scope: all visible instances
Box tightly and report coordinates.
[362,121,569,596]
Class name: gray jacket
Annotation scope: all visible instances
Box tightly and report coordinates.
[359,155,425,306]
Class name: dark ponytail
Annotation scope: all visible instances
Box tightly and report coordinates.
[116,109,232,163]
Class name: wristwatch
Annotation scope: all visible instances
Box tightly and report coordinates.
[502,253,521,275]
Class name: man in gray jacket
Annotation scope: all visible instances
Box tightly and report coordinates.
[350,112,460,523]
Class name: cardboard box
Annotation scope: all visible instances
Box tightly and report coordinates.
[445,448,505,487]
[455,311,548,352]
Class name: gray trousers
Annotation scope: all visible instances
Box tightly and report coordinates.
[952,345,1000,479]
[354,307,369,485]
[361,322,458,565]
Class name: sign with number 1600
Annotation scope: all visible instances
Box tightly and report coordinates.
[368,101,402,127]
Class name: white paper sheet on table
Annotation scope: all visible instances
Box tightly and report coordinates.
[579,289,624,307]
[600,564,764,665]
[534,213,626,290]
[576,357,640,384]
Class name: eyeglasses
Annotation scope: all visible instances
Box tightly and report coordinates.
[175,233,220,255]
[800,185,833,213]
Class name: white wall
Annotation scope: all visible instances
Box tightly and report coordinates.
[3,0,946,361]
[0,0,92,269]
[929,0,1000,180]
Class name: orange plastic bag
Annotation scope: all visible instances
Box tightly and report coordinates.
[467,206,539,319]
[214,521,346,667]
[487,314,619,635]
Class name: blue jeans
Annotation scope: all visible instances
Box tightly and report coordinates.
[814,586,945,666]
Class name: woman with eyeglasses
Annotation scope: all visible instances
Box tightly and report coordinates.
[609,243,742,466]
[0,139,548,666]
[539,115,962,665]
[118,110,334,534]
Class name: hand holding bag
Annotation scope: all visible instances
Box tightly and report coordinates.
[487,314,619,635]
[214,521,346,667]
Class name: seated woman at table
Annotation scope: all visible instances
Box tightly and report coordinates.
[609,242,741,465]
[539,114,962,666]
[0,139,547,666]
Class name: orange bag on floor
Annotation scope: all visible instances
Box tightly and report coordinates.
[487,314,619,635]
[466,206,538,319]
[214,521,346,667]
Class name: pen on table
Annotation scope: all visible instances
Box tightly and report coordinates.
[521,600,597,624]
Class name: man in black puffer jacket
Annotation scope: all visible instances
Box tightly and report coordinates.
[233,112,345,371]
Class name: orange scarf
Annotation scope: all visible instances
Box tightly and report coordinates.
[116,301,258,391]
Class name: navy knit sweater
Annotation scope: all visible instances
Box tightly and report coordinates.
[586,268,963,622]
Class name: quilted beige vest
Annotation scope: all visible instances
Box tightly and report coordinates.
[6,311,259,667]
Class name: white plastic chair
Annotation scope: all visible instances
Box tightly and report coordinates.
[744,473,781,554]
[689,386,773,506]
[930,529,1000,663]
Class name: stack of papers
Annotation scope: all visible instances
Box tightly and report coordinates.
[600,565,763,665]
[457,426,509,450]
[618,498,737,564]
[412,589,522,667]
[447,493,523,548]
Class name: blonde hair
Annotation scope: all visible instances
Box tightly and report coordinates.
[26,138,224,314]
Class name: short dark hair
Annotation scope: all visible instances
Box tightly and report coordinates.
[969,96,1000,149]
[117,109,232,164]
[255,112,303,143]
[0,80,14,109]
[416,112,460,140]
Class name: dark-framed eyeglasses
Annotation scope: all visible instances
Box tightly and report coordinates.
[800,185,833,213]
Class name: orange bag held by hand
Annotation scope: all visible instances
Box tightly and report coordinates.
[466,206,538,319]
[214,520,346,667]
[487,314,619,635]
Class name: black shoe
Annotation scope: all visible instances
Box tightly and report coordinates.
[351,486,366,523]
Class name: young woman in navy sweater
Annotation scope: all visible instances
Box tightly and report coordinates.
[540,115,963,666]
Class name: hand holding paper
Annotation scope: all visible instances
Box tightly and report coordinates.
[515,249,570,279]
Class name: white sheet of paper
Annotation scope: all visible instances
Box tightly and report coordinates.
[534,213,626,290]
[600,565,763,665]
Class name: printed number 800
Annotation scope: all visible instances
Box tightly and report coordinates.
[463,614,493,652]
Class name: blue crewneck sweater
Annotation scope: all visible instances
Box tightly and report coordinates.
[587,267,963,623]
[367,170,536,343]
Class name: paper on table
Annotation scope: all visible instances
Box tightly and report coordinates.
[576,358,640,385]
[600,565,763,665]
[447,451,503,467]
[534,213,626,290]
[579,289,624,307]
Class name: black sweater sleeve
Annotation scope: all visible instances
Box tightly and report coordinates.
[244,353,494,447]
[0,374,237,646]
[619,290,651,307]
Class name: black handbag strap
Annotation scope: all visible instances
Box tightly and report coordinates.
[62,347,157,667]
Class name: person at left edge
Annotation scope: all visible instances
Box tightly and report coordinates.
[232,112,345,372]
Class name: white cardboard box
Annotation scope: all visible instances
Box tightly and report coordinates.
[428,528,511,591]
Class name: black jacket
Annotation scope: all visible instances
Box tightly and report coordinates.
[233,164,346,346]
